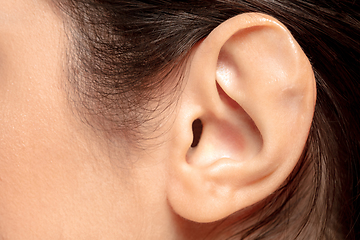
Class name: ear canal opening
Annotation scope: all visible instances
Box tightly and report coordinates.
[191,119,203,148]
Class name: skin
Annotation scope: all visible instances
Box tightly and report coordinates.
[0,0,316,239]
[0,0,183,239]
[0,1,229,239]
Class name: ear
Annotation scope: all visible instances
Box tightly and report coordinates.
[166,13,316,223]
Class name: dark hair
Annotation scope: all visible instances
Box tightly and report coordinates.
[55,0,360,239]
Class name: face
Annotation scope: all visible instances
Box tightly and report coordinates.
[0,0,94,237]
[0,1,317,239]
[0,1,175,239]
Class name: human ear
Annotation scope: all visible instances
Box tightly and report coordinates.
[166,13,316,223]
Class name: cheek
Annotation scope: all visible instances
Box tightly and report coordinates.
[0,91,117,238]
[0,0,82,236]
[0,55,81,237]
[0,107,68,238]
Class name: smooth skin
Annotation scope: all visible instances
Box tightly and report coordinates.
[0,0,316,239]
[0,0,174,238]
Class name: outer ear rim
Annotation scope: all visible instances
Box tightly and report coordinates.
[166,12,316,223]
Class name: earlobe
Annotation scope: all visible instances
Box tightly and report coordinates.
[166,13,316,223]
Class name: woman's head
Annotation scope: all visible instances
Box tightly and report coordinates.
[0,0,359,239]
